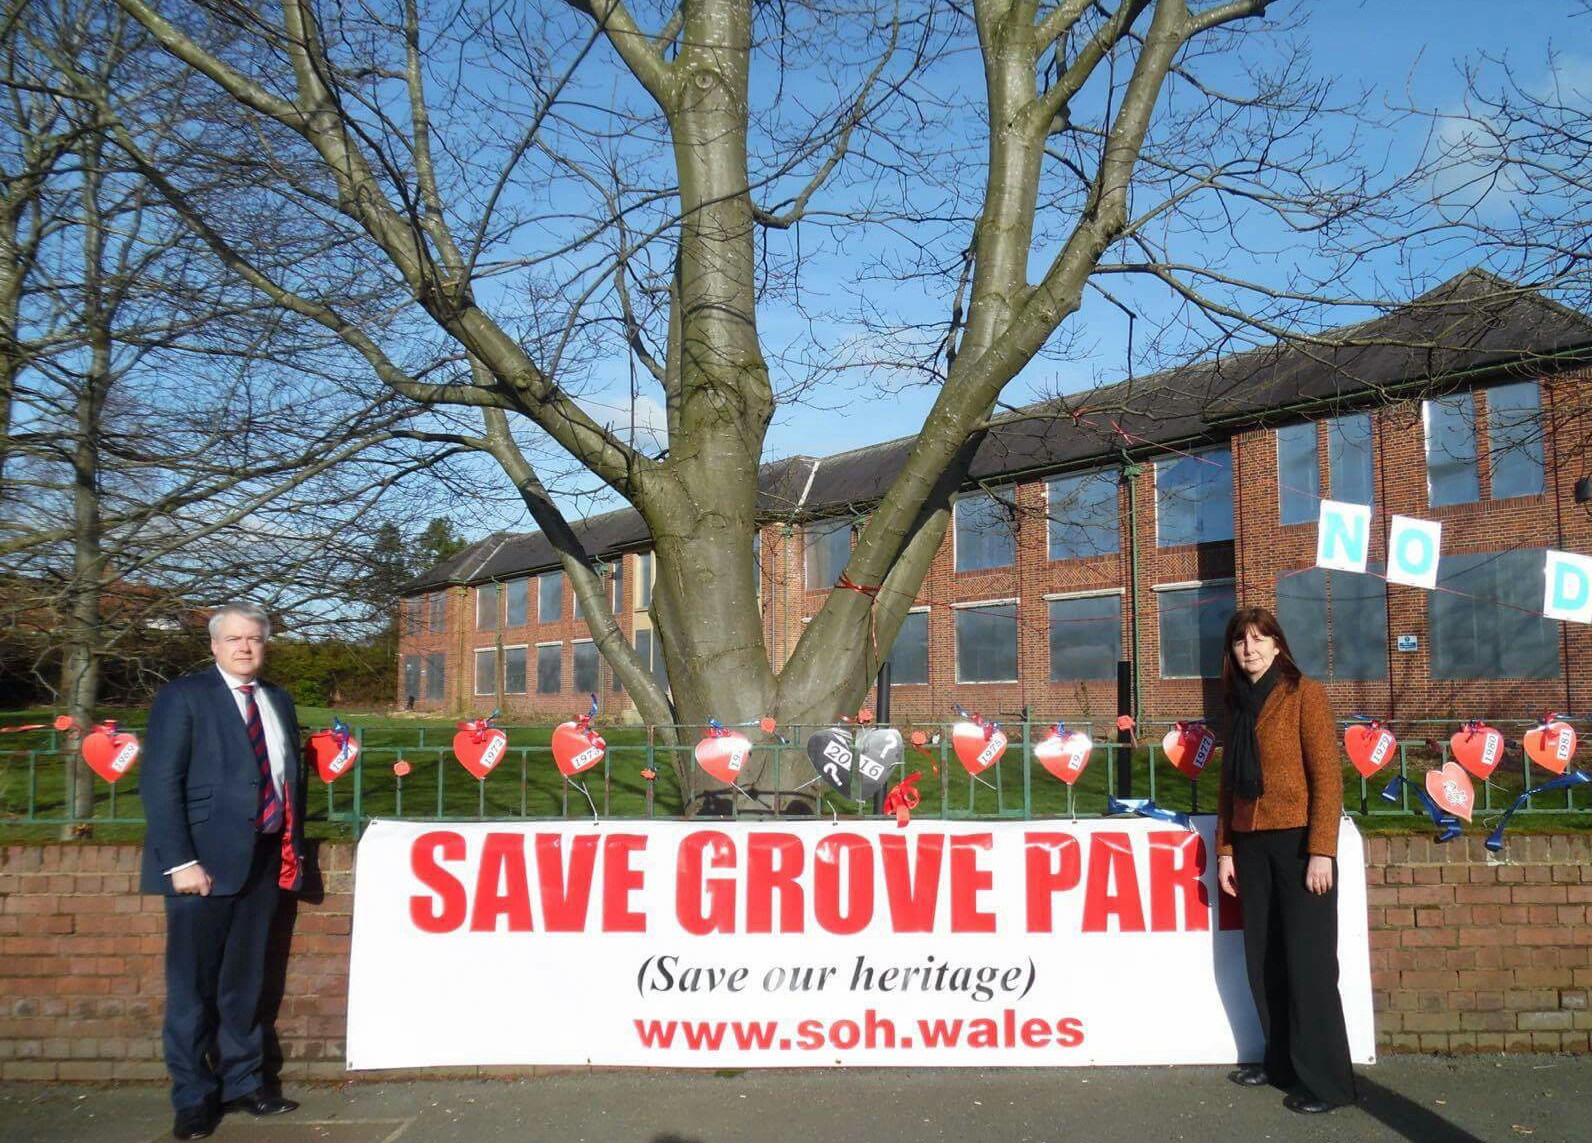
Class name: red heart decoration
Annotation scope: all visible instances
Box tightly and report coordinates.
[951,721,1007,775]
[695,731,753,784]
[1162,723,1218,781]
[1034,730,1092,785]
[81,725,139,784]
[1523,721,1576,775]
[1426,761,1475,822]
[306,728,360,783]
[454,726,509,780]
[552,720,606,777]
[1344,724,1399,779]
[1450,724,1505,781]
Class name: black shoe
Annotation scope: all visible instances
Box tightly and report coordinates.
[222,1091,300,1116]
[1284,1093,1340,1114]
[173,1105,218,1140]
[1228,1066,1269,1087]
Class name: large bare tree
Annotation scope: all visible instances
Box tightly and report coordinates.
[100,0,1443,800]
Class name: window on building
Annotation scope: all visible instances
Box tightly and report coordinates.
[1423,392,1480,507]
[1157,582,1236,678]
[504,579,528,627]
[536,644,562,693]
[475,584,499,631]
[955,602,1018,683]
[610,558,624,612]
[1486,381,1544,499]
[1155,448,1233,547]
[424,652,445,701]
[428,592,446,633]
[1047,471,1119,561]
[474,648,498,695]
[1327,412,1374,505]
[403,597,424,635]
[573,571,586,621]
[1048,594,1121,681]
[503,646,528,694]
[804,518,851,590]
[890,609,929,685]
[539,571,563,623]
[954,489,1016,572]
[635,628,669,691]
[1274,566,1388,680]
[1429,549,1559,679]
[403,655,421,699]
[638,552,653,609]
[574,641,599,694]
[1276,422,1320,526]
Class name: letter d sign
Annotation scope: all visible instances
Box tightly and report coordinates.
[1387,515,1441,590]
[1543,550,1592,624]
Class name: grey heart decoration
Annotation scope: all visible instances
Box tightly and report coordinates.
[805,727,855,797]
[854,727,903,799]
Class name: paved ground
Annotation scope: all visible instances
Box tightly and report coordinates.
[1,1057,1588,1143]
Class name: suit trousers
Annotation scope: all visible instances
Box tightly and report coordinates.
[1231,827,1357,1105]
[162,835,281,1111]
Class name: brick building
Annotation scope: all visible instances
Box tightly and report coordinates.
[397,271,1592,727]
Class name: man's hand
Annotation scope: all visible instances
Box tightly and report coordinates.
[1217,854,1238,898]
[171,864,212,896]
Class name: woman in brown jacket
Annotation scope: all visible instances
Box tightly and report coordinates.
[1215,606,1357,1114]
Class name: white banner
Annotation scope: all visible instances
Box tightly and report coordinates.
[346,817,1374,1069]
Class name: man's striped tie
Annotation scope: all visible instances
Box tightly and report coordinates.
[241,685,283,835]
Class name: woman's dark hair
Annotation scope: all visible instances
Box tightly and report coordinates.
[1221,605,1303,703]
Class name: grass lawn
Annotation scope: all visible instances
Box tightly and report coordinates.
[4,706,1587,841]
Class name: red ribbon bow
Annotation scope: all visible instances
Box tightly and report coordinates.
[883,771,923,828]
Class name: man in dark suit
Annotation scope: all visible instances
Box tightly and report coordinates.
[141,604,306,1140]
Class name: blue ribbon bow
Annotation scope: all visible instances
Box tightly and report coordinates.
[1381,775,1464,843]
[1486,771,1590,852]
[1108,796,1192,830]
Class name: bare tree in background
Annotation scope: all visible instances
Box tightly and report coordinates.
[101,0,1564,805]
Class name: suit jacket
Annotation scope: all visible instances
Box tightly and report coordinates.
[140,666,306,895]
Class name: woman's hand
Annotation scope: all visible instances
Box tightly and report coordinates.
[1305,854,1334,895]
[1217,854,1238,898]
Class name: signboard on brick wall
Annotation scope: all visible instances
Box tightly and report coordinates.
[345,818,1375,1069]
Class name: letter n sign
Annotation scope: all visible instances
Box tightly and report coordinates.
[1387,515,1441,589]
[1543,550,1592,624]
[1316,500,1371,573]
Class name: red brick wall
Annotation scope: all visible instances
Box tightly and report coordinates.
[2,835,1587,1078]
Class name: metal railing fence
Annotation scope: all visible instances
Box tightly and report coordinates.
[2,717,1584,834]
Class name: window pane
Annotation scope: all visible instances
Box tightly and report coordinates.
[1331,569,1388,679]
[574,642,599,694]
[1047,472,1119,561]
[505,580,528,627]
[1155,449,1233,546]
[539,572,563,623]
[1430,550,1559,679]
[1424,393,1479,507]
[639,552,653,609]
[1048,595,1121,681]
[635,628,668,692]
[474,648,497,695]
[804,519,851,589]
[503,647,528,694]
[1158,584,1236,678]
[1487,381,1544,499]
[403,656,421,699]
[573,572,586,621]
[1328,413,1374,505]
[1275,568,1328,678]
[890,611,929,685]
[955,604,1018,682]
[404,597,424,636]
[954,490,1016,572]
[536,645,562,694]
[612,559,624,612]
[1276,423,1320,525]
[429,592,446,633]
[425,653,446,700]
[475,584,499,630]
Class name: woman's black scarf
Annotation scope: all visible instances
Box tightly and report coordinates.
[1224,662,1280,801]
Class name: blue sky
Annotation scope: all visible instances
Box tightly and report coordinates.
[454,1,1592,537]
